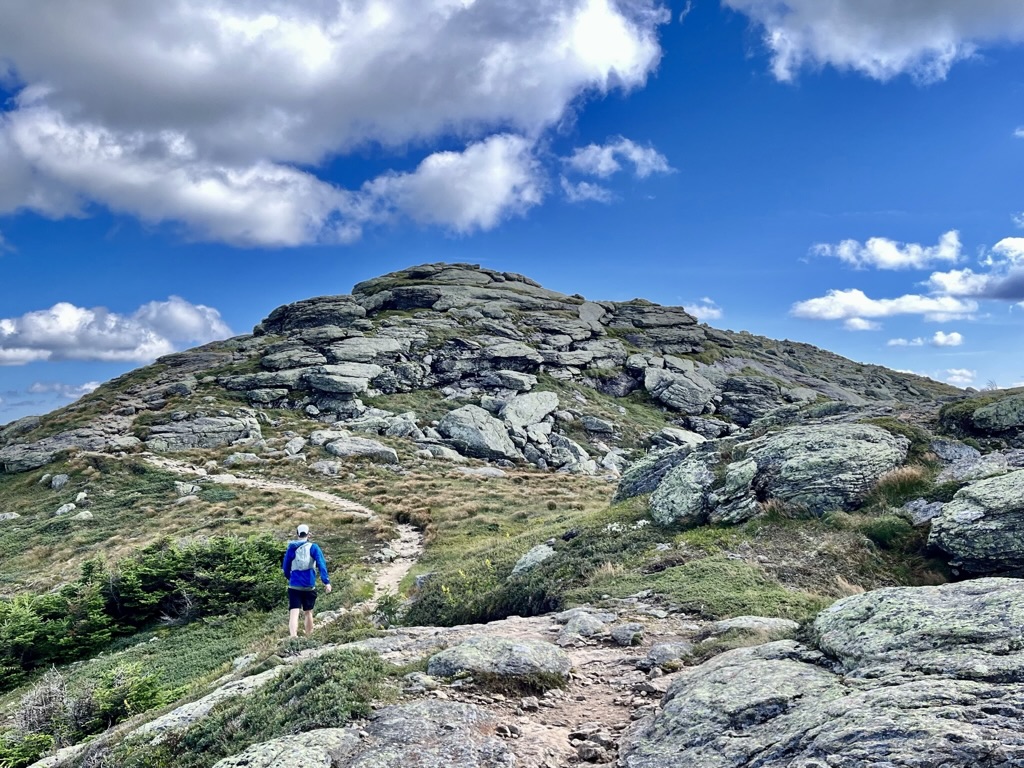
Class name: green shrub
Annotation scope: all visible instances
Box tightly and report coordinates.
[0,535,283,692]
[0,732,53,768]
[858,516,915,550]
[97,649,388,768]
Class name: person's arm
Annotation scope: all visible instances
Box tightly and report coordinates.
[313,544,330,586]
[282,545,293,579]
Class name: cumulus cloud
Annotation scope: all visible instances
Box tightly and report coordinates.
[887,338,925,347]
[0,0,668,245]
[0,297,232,365]
[723,0,1024,82]
[1016,128,1024,139]
[924,237,1024,301]
[932,331,964,347]
[565,137,672,179]
[844,317,881,331]
[683,298,723,321]
[791,289,978,323]
[28,381,101,399]
[561,178,615,204]
[813,230,961,270]
[364,135,543,233]
[944,368,976,386]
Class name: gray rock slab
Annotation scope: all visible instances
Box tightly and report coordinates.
[427,636,572,683]
[500,391,559,430]
[438,405,520,461]
[325,437,399,464]
[929,470,1024,574]
[510,544,556,575]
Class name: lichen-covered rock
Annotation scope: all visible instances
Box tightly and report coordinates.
[610,444,700,505]
[929,470,1024,574]
[643,366,716,414]
[973,393,1024,433]
[212,728,359,768]
[621,579,1024,768]
[0,430,108,473]
[438,405,520,461]
[325,436,399,464]
[510,544,555,575]
[716,376,784,426]
[146,413,262,453]
[648,448,721,525]
[427,636,571,684]
[499,391,559,429]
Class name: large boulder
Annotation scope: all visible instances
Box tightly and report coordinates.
[427,636,571,685]
[0,430,108,473]
[649,424,909,525]
[716,376,784,426]
[615,444,703,502]
[929,470,1024,574]
[972,393,1024,434]
[620,579,1024,768]
[643,366,717,414]
[499,391,559,429]
[437,405,520,461]
[325,436,399,464]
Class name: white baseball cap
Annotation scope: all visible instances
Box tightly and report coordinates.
[296,524,310,536]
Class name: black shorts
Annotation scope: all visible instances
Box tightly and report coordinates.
[288,588,317,611]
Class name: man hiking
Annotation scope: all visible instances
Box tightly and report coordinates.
[282,524,331,637]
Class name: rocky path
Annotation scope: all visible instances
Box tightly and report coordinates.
[141,453,377,519]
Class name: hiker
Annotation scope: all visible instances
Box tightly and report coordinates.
[282,524,331,637]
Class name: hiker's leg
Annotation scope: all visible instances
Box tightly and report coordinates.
[304,610,314,635]
[289,608,301,638]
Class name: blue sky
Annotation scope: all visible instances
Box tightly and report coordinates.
[2,0,1024,423]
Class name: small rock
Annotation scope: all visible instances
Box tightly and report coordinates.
[55,503,76,516]
[610,623,645,647]
[50,474,70,490]
[70,511,94,521]
[521,696,540,712]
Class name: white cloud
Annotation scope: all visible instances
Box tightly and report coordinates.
[944,368,976,386]
[723,0,1024,82]
[1014,212,1024,229]
[931,331,964,347]
[924,238,1024,301]
[561,177,615,204]
[565,137,672,178]
[791,289,978,323]
[0,297,232,365]
[843,317,881,331]
[683,298,723,321]
[887,338,925,347]
[28,381,101,400]
[0,0,668,245]
[364,135,543,233]
[813,230,961,270]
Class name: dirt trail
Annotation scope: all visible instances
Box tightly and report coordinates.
[141,453,376,519]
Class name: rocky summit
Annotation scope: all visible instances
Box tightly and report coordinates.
[4,262,1024,768]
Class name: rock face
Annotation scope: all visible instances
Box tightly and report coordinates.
[929,470,1024,574]
[324,436,399,464]
[427,636,572,684]
[146,413,262,452]
[649,424,910,526]
[973,393,1024,433]
[614,445,702,503]
[213,701,514,768]
[620,579,1024,768]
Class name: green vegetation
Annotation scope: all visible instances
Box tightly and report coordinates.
[0,535,285,692]
[60,649,390,768]
[364,388,461,423]
[862,417,935,463]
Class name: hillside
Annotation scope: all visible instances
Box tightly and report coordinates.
[2,262,1024,768]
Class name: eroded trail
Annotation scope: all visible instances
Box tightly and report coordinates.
[141,453,376,519]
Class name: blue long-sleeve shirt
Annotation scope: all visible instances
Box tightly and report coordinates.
[282,540,330,590]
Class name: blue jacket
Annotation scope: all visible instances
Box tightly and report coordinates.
[282,540,330,590]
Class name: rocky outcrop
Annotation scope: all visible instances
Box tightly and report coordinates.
[649,424,909,526]
[0,429,108,472]
[973,393,1024,433]
[427,636,572,685]
[620,579,1024,768]
[213,702,514,768]
[928,470,1024,574]
[615,444,705,502]
[324,436,399,464]
[145,412,263,453]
